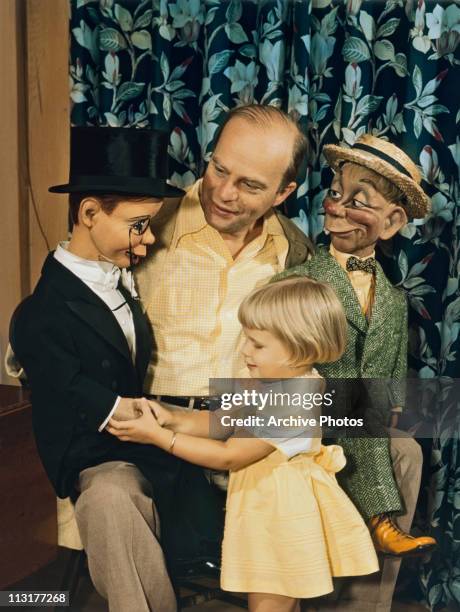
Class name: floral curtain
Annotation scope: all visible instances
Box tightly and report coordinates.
[70,0,459,608]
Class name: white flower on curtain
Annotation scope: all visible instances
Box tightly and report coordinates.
[224,60,259,105]
[169,0,205,45]
[410,0,431,53]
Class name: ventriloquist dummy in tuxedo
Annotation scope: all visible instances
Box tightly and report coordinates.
[9,127,223,612]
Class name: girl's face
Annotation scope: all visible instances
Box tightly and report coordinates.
[87,198,162,268]
[241,327,307,378]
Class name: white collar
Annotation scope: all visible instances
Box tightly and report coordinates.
[55,242,121,291]
[54,242,137,297]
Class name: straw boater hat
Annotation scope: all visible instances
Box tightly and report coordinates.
[323,134,430,219]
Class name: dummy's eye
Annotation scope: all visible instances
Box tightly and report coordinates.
[327,189,341,200]
[350,199,369,209]
[129,217,150,235]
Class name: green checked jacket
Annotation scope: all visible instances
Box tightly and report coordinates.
[275,246,408,520]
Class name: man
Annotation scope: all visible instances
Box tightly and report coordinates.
[9,127,221,612]
[136,105,313,403]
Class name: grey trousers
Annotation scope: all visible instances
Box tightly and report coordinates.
[307,429,423,612]
[74,461,177,612]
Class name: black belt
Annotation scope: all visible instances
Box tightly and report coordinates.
[150,395,215,410]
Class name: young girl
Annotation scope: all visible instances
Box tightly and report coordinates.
[108,277,379,612]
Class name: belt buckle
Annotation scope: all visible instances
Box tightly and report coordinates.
[196,397,211,410]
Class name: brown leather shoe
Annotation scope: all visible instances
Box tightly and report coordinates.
[369,514,437,557]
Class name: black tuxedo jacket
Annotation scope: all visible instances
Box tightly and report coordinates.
[10,254,223,563]
[11,254,181,496]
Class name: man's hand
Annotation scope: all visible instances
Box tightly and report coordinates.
[148,399,174,427]
[111,397,143,421]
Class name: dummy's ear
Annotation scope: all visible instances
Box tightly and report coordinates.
[79,197,102,228]
[273,181,297,207]
[379,205,408,240]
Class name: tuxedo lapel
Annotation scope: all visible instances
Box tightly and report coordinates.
[42,254,133,364]
[118,283,153,382]
[66,300,132,363]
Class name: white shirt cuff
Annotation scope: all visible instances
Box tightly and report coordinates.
[98,396,121,432]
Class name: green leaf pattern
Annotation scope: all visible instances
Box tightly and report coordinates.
[70,2,459,606]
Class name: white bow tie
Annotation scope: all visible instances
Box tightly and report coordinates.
[120,269,139,299]
[88,266,139,302]
[100,266,121,291]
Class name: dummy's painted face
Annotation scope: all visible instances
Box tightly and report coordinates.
[86,198,162,268]
[241,327,303,379]
[324,163,406,257]
[200,117,297,237]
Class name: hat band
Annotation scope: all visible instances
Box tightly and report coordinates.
[352,143,412,179]
[70,175,168,187]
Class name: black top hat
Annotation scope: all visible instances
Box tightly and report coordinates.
[49,126,184,198]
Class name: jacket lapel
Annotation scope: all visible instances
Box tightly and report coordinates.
[276,211,314,267]
[310,248,368,334]
[118,283,153,383]
[42,254,133,364]
[66,300,132,363]
[367,263,394,333]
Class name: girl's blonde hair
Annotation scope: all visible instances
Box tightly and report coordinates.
[238,277,347,367]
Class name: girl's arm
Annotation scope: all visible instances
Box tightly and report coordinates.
[107,399,274,471]
[149,400,212,437]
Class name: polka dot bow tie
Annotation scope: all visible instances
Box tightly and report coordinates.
[346,256,376,274]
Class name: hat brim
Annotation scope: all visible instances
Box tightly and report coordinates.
[323,144,430,219]
[49,181,184,199]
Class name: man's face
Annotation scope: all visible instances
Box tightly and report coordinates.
[324,163,406,257]
[87,198,163,267]
[200,118,297,237]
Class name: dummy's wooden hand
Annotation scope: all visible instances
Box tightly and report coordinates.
[107,398,165,445]
[111,397,143,421]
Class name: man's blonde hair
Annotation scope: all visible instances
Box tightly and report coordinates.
[238,277,347,367]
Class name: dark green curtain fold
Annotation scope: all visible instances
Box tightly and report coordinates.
[70,0,460,608]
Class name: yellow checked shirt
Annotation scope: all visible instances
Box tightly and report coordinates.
[138,180,289,396]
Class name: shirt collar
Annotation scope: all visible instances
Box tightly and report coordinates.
[175,179,208,240]
[265,209,285,236]
[54,242,122,292]
[329,244,375,273]
[174,178,285,244]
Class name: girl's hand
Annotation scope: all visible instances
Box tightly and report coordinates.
[148,399,173,427]
[107,398,162,444]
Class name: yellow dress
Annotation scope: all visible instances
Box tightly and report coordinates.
[221,443,379,598]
